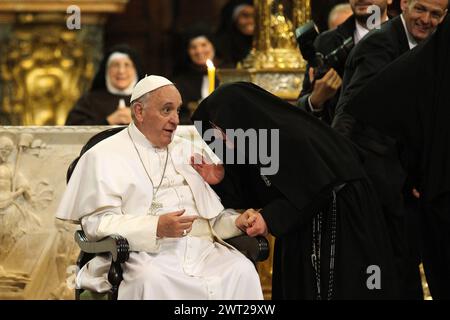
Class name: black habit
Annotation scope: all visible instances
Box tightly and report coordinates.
[192,82,398,299]
[65,44,144,125]
[65,91,131,125]
[346,15,450,300]
[215,0,253,68]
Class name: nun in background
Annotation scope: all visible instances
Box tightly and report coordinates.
[172,23,219,124]
[215,0,255,68]
[65,44,144,125]
[346,15,450,300]
[191,82,399,299]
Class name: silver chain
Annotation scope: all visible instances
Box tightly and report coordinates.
[127,127,168,200]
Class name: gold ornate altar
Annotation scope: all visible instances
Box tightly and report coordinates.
[0,0,129,125]
[219,0,311,101]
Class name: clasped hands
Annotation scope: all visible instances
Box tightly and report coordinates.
[235,209,269,237]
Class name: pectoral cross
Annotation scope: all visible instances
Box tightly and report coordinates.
[150,201,163,213]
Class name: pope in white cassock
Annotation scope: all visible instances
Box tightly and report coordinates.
[56,75,263,300]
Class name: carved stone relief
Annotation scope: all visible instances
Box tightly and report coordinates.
[0,126,110,299]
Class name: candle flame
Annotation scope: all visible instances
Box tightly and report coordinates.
[206,59,215,69]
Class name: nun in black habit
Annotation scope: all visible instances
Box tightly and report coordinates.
[345,15,450,300]
[172,23,219,125]
[65,44,145,125]
[191,82,398,299]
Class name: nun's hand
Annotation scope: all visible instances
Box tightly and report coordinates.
[107,107,132,125]
[246,211,268,237]
[190,153,224,185]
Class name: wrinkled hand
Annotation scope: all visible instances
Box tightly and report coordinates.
[157,210,197,238]
[246,211,268,237]
[235,208,259,232]
[107,106,132,125]
[190,153,224,185]
[309,67,342,109]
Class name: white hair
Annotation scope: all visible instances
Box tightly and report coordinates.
[328,3,352,29]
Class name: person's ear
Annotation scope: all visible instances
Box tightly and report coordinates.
[134,103,144,122]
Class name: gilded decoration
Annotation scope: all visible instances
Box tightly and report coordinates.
[0,17,98,125]
[219,0,310,100]
[0,1,129,125]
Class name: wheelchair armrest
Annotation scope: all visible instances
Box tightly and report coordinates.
[225,235,270,263]
[74,230,130,263]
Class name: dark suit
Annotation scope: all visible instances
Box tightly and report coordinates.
[333,16,423,299]
[333,16,410,135]
[297,16,355,125]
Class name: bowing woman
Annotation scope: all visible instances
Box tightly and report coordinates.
[191,82,399,300]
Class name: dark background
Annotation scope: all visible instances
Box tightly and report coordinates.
[104,0,401,77]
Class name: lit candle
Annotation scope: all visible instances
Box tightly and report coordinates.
[206,59,215,94]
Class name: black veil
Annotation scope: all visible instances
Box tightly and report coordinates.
[192,82,366,213]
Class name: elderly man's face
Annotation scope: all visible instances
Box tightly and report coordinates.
[402,0,448,42]
[135,85,182,148]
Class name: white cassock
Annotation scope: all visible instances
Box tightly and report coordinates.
[56,122,263,300]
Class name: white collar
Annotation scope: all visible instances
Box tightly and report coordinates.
[400,14,418,49]
[354,15,390,45]
[128,122,165,151]
[354,20,370,44]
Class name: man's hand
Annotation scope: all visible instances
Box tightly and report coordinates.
[190,153,224,185]
[309,67,342,110]
[235,208,259,232]
[156,210,197,238]
[245,211,268,237]
[412,188,421,199]
[106,106,132,125]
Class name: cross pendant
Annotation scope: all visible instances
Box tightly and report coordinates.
[150,201,163,213]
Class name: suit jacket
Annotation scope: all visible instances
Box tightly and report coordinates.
[333,15,410,139]
[332,15,411,205]
[297,15,356,125]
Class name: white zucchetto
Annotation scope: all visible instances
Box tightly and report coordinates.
[130,75,173,103]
